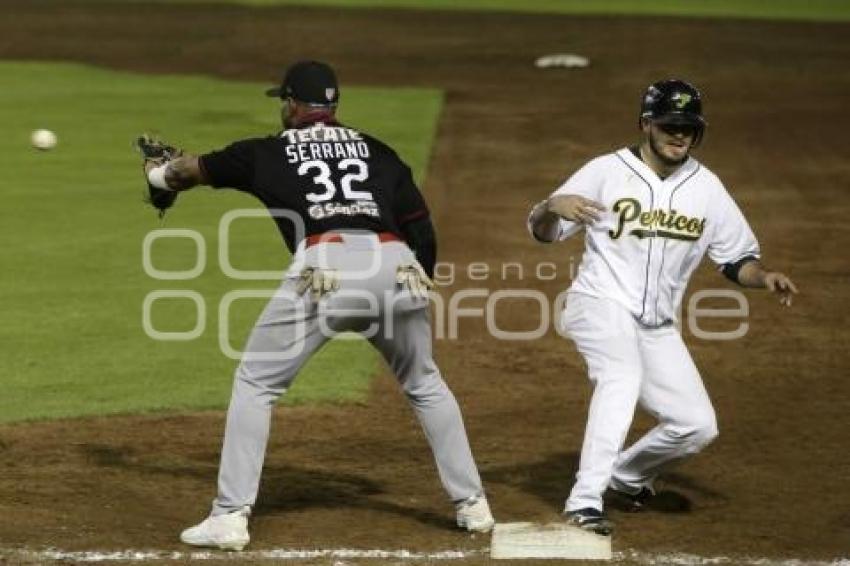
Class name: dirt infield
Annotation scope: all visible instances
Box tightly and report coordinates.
[1,1,848,562]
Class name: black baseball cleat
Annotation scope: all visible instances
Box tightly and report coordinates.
[563,507,614,536]
[608,486,655,512]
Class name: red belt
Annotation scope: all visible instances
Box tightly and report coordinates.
[304,231,402,248]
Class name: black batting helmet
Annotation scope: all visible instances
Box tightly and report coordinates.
[640,79,706,144]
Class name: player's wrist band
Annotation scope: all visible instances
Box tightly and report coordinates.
[147,163,172,190]
[721,255,759,285]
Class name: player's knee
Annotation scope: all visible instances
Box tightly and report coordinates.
[401,369,449,406]
[682,412,718,453]
[403,376,447,400]
[234,362,290,404]
[692,422,718,451]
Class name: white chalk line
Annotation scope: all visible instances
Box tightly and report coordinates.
[5,548,479,562]
[620,551,848,566]
[3,547,848,564]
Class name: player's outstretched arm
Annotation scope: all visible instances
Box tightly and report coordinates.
[735,260,799,307]
[144,154,206,192]
[137,135,207,217]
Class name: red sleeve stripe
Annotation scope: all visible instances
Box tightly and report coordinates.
[397,209,429,225]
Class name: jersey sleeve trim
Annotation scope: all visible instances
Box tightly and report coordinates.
[397,208,429,226]
[717,250,762,269]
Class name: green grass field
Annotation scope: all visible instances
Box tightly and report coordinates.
[145,0,850,22]
[0,62,442,423]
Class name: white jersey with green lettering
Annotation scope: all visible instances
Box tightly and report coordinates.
[537,147,760,327]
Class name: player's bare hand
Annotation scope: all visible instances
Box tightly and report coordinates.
[547,195,606,225]
[764,272,798,307]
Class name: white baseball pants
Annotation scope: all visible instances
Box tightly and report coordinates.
[562,292,718,512]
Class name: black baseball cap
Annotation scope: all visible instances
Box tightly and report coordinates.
[265,60,339,106]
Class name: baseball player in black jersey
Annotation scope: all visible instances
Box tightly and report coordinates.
[140,61,494,550]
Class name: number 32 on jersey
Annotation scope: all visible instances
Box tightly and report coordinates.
[298,158,373,203]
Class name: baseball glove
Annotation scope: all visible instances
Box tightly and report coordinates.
[136,134,182,217]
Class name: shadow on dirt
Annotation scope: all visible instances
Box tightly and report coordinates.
[257,463,454,529]
[483,451,581,508]
[483,452,729,514]
[77,442,455,529]
[78,442,217,478]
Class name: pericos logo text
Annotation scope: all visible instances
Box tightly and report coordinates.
[608,197,706,241]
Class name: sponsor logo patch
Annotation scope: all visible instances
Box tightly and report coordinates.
[308,200,379,220]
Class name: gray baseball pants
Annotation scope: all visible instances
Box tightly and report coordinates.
[210,233,483,515]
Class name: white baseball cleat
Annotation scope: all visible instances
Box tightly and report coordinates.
[180,506,251,551]
[455,494,495,533]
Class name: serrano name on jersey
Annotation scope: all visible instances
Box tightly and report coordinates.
[282,125,371,164]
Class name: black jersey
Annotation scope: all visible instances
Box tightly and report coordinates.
[199,121,429,252]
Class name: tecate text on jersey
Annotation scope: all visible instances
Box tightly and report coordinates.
[282,126,371,164]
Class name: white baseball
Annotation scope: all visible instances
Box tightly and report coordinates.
[31,129,58,150]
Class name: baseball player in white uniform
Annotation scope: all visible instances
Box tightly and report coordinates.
[527,79,798,535]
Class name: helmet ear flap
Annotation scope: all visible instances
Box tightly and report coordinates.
[692,124,705,147]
